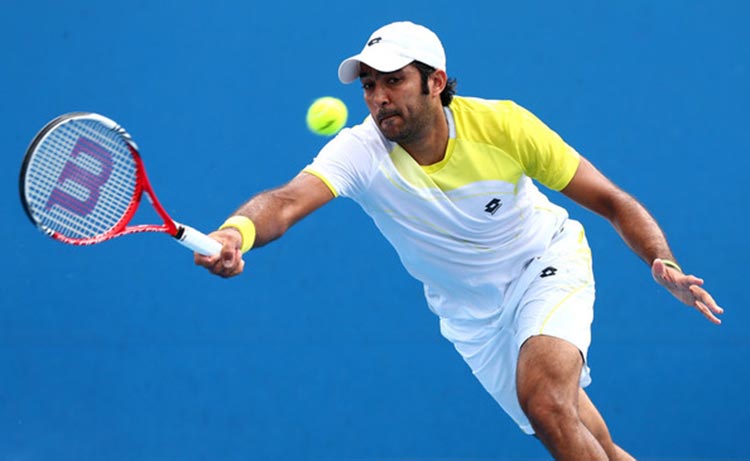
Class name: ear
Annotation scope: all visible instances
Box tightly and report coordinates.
[430,69,448,96]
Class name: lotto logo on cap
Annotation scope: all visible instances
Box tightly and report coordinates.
[338,21,446,84]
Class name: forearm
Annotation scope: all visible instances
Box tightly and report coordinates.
[559,157,722,322]
[229,187,298,249]
[220,172,335,251]
[561,158,677,267]
[607,191,676,266]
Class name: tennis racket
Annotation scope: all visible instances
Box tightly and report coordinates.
[19,112,222,256]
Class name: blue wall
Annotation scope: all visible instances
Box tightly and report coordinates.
[1,1,747,460]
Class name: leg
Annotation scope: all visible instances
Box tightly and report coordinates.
[516,335,607,460]
[578,389,637,461]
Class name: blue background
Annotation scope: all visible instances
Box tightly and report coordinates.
[1,1,747,460]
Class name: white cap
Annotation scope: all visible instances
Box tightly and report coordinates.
[338,21,446,84]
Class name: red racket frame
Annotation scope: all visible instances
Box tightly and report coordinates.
[20,114,191,247]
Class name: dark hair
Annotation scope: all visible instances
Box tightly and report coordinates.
[413,61,457,106]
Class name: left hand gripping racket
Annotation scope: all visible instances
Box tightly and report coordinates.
[19,112,222,256]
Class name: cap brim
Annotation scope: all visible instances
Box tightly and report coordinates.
[337,57,363,84]
[337,47,414,84]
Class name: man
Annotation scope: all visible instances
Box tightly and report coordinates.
[195,21,723,460]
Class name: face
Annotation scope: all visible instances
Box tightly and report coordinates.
[359,63,441,144]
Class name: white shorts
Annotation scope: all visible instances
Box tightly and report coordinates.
[451,219,595,435]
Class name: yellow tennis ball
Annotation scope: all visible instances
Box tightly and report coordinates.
[306,97,348,136]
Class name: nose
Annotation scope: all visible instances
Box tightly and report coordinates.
[372,84,390,107]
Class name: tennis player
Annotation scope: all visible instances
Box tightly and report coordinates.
[195,21,723,460]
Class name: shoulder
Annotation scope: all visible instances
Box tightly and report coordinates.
[448,96,527,144]
[449,96,529,130]
[320,115,393,160]
[449,96,521,117]
[306,116,393,198]
[451,96,560,141]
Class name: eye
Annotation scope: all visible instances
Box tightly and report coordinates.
[361,81,373,91]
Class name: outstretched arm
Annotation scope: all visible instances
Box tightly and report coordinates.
[194,171,335,278]
[561,156,724,324]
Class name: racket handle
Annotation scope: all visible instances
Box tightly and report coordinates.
[175,223,223,256]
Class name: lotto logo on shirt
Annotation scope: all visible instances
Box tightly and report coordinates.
[484,198,502,215]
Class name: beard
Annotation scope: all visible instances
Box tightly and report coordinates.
[377,97,434,145]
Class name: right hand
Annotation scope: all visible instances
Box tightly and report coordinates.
[193,228,246,278]
[651,258,724,324]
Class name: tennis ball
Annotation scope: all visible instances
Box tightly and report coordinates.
[306,97,348,136]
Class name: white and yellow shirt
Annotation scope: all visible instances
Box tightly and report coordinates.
[304,96,581,340]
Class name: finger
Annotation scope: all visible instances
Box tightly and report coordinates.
[695,299,722,325]
[194,252,220,267]
[221,243,237,268]
[220,259,245,278]
[690,285,724,314]
[227,258,246,278]
[214,249,245,278]
[651,259,667,282]
[196,234,231,268]
[210,257,229,275]
[683,275,704,286]
[666,270,701,286]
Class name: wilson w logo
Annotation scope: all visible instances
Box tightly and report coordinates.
[45,137,113,217]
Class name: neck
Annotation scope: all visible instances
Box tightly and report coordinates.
[402,106,449,166]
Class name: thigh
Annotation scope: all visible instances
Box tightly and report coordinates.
[516,335,584,404]
[452,220,596,435]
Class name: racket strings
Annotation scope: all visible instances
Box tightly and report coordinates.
[24,119,139,240]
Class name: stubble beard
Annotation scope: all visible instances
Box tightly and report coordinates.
[381,118,420,144]
[379,100,433,146]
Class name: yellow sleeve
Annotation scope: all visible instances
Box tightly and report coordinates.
[500,102,581,191]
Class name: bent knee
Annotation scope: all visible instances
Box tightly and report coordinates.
[519,392,579,435]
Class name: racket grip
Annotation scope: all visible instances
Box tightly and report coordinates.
[175,223,223,256]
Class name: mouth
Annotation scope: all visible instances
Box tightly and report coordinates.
[377,111,400,124]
